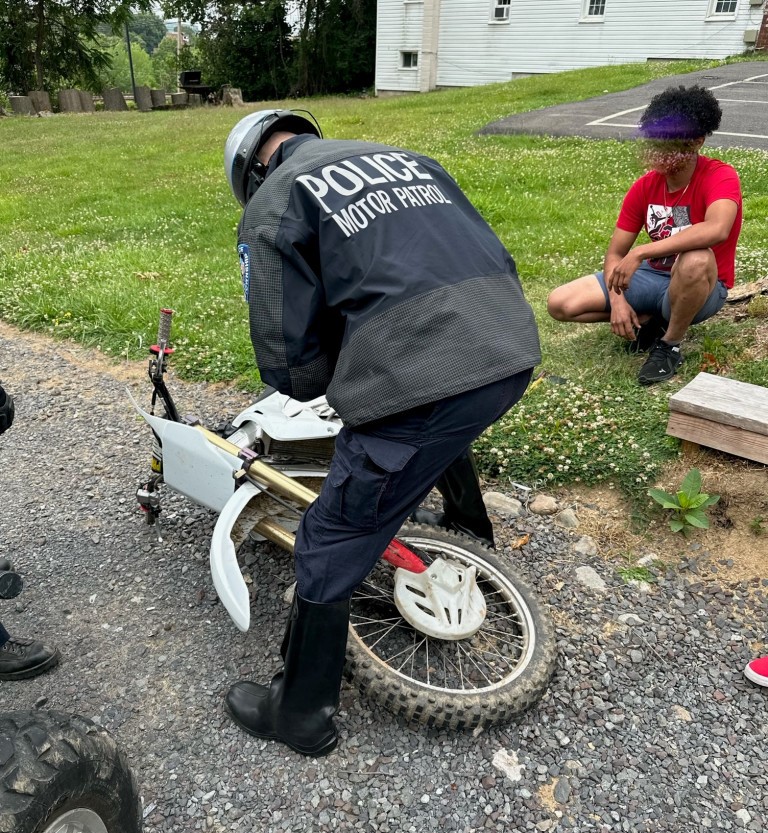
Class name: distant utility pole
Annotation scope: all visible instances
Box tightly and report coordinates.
[177,13,183,92]
[125,21,137,102]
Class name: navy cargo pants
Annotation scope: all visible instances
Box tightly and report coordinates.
[0,621,9,648]
[294,369,532,603]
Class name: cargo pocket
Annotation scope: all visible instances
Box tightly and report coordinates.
[334,432,418,531]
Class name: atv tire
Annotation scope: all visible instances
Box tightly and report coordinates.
[0,711,141,833]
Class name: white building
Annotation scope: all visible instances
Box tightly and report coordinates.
[375,0,767,94]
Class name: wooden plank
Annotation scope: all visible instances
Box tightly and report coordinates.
[666,411,768,465]
[668,372,768,437]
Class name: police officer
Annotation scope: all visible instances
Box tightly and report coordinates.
[222,111,541,756]
[0,382,60,681]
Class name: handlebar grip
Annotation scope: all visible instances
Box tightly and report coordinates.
[157,308,174,348]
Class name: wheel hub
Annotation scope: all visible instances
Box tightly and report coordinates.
[393,557,486,639]
[44,808,109,833]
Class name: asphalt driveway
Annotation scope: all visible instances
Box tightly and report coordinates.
[481,61,768,151]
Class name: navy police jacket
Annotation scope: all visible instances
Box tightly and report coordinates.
[238,135,540,427]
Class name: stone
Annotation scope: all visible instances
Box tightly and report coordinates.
[573,535,597,556]
[671,705,692,722]
[188,93,203,107]
[574,566,607,593]
[617,613,644,626]
[221,86,244,106]
[529,494,558,515]
[483,492,524,518]
[28,90,52,112]
[58,89,82,113]
[555,507,579,528]
[553,777,571,804]
[735,809,751,825]
[171,92,188,107]
[492,749,525,782]
[78,91,95,112]
[10,96,35,115]
[134,86,153,112]
[102,87,128,111]
[150,89,167,108]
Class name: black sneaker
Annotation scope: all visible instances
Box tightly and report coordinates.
[637,339,684,386]
[0,636,60,680]
[624,317,666,354]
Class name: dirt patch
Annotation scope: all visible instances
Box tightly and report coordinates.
[559,450,768,583]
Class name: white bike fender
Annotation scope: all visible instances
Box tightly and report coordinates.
[211,482,264,632]
[127,389,241,512]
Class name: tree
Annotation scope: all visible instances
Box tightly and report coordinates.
[293,0,375,96]
[193,0,293,100]
[0,0,151,93]
[129,11,168,54]
[97,35,156,92]
[152,37,199,92]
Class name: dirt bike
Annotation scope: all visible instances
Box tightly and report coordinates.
[128,309,557,731]
[0,567,142,833]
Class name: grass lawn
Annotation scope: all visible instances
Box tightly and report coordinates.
[2,57,767,497]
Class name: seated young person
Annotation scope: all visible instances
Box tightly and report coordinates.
[547,85,742,386]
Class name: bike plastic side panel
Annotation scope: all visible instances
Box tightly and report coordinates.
[128,391,240,512]
[211,482,262,632]
[231,394,341,442]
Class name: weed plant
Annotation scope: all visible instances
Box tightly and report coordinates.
[1,57,767,494]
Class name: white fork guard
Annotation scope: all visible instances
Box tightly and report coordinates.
[210,482,264,632]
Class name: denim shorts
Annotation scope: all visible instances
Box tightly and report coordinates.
[595,261,728,323]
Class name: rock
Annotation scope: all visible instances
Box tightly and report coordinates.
[58,89,82,113]
[554,508,579,528]
[150,89,167,108]
[483,492,524,518]
[9,96,35,115]
[671,705,692,722]
[617,613,644,626]
[529,494,558,515]
[492,749,525,782]
[573,535,597,556]
[135,86,153,112]
[735,809,751,825]
[553,777,571,804]
[102,87,128,111]
[78,91,95,112]
[575,566,607,593]
[28,90,52,112]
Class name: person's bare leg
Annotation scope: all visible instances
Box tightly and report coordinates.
[664,250,718,343]
[547,275,611,322]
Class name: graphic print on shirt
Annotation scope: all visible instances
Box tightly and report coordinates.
[646,204,691,271]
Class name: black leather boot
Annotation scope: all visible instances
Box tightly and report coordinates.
[411,451,495,547]
[225,595,349,757]
[0,636,60,680]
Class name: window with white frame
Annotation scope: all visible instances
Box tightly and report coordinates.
[401,51,418,69]
[582,0,606,18]
[708,0,737,15]
[491,0,511,22]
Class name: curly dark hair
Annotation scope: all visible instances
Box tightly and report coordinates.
[638,85,722,139]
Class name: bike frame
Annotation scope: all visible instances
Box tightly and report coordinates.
[132,310,427,632]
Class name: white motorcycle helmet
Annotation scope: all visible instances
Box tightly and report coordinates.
[224,109,322,206]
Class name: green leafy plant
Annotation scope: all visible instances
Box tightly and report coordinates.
[648,469,720,534]
[749,515,765,536]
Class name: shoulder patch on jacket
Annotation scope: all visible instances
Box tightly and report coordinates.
[237,243,250,301]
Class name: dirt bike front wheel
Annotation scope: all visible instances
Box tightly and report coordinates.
[345,523,557,731]
[0,711,141,833]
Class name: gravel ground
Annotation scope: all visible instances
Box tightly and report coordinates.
[1,324,767,833]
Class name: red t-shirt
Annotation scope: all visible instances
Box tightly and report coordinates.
[616,155,742,289]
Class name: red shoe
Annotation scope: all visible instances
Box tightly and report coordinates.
[744,656,768,687]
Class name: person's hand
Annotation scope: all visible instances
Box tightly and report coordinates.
[606,250,643,294]
[609,294,640,341]
[0,384,15,434]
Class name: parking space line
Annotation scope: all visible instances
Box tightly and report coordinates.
[588,122,768,140]
[587,72,768,128]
